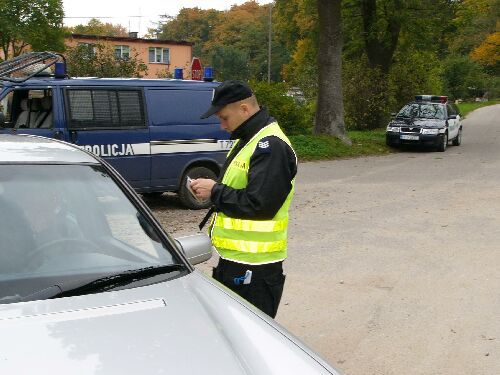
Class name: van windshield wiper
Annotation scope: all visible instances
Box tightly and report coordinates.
[51,264,186,299]
[10,264,186,302]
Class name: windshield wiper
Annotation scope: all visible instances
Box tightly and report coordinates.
[50,264,186,299]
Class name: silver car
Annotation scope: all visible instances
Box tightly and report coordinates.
[0,134,340,375]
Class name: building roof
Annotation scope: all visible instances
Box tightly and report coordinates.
[70,33,193,46]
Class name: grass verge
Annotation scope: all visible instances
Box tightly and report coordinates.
[290,129,392,161]
[457,99,500,117]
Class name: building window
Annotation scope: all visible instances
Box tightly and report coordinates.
[114,45,130,60]
[149,47,170,64]
[77,42,97,57]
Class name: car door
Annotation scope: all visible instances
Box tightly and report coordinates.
[62,86,151,189]
[446,104,459,139]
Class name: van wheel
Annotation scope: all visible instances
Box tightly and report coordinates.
[179,166,217,210]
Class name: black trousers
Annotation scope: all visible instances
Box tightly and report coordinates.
[212,258,286,318]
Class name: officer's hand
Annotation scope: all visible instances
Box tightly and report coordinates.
[191,178,216,200]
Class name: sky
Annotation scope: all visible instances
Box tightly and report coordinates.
[63,0,268,36]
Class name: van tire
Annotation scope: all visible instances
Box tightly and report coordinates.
[179,166,217,210]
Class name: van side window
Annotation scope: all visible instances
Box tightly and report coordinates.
[0,89,53,129]
[67,89,146,129]
[147,89,215,126]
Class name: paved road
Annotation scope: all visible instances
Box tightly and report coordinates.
[149,104,500,375]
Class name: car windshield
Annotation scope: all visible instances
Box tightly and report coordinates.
[0,164,183,303]
[397,103,446,120]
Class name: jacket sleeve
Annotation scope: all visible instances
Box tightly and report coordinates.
[210,136,297,220]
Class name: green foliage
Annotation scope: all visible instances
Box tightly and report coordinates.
[389,50,444,109]
[208,45,249,81]
[69,18,128,37]
[290,129,392,160]
[442,56,491,99]
[343,58,390,130]
[250,80,313,135]
[0,0,65,59]
[65,44,148,78]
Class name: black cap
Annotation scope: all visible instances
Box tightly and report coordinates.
[200,80,253,119]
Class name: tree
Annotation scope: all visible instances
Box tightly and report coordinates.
[65,44,147,78]
[0,0,64,60]
[69,18,128,37]
[314,0,350,142]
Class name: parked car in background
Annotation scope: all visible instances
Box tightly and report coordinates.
[386,95,462,152]
[0,134,341,375]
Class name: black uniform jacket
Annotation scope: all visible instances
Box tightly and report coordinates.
[210,107,297,220]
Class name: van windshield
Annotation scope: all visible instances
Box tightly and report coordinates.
[0,164,183,303]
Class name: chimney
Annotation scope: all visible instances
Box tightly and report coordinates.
[128,32,138,38]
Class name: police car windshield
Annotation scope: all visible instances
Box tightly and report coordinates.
[0,164,182,303]
[397,103,446,120]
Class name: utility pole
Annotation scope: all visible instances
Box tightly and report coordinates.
[267,2,272,83]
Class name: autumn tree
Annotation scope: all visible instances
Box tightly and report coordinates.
[69,18,128,37]
[0,0,65,60]
[152,8,222,57]
[65,43,147,78]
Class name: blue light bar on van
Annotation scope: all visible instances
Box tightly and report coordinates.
[203,66,214,82]
[174,68,183,79]
[54,61,66,78]
[415,95,447,103]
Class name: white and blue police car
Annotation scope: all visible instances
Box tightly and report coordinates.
[386,95,462,152]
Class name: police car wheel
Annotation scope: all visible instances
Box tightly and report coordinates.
[452,128,462,146]
[437,133,448,152]
[179,166,217,210]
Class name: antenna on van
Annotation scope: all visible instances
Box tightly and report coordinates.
[0,52,66,83]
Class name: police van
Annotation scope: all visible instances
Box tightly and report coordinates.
[0,52,230,209]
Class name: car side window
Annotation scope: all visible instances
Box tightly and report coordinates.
[447,104,456,117]
[66,88,146,130]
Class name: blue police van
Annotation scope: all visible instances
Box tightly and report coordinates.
[0,52,230,209]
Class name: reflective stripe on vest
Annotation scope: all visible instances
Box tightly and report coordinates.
[210,122,296,264]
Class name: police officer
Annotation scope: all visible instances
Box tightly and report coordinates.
[191,80,297,318]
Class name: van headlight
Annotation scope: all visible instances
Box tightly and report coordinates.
[421,128,439,135]
[387,125,400,132]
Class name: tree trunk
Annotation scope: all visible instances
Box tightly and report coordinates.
[314,0,351,144]
[361,0,401,74]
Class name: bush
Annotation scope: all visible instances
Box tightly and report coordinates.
[343,58,391,130]
[249,80,313,135]
[442,56,490,100]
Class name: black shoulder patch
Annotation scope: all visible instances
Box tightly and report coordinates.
[256,137,272,154]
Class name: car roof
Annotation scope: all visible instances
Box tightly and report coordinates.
[0,134,98,164]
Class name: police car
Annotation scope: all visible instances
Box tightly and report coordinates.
[0,52,231,209]
[386,95,462,152]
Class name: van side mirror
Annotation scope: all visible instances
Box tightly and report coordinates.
[175,234,213,265]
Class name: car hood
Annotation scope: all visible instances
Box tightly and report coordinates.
[391,118,445,128]
[0,271,339,375]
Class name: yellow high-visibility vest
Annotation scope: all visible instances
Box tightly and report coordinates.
[210,122,296,264]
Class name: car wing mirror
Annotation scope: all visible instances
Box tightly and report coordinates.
[175,234,213,265]
[390,112,397,117]
[448,114,457,119]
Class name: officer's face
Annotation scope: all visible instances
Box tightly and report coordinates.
[216,102,249,133]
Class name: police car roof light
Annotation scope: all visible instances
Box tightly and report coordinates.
[415,95,448,103]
